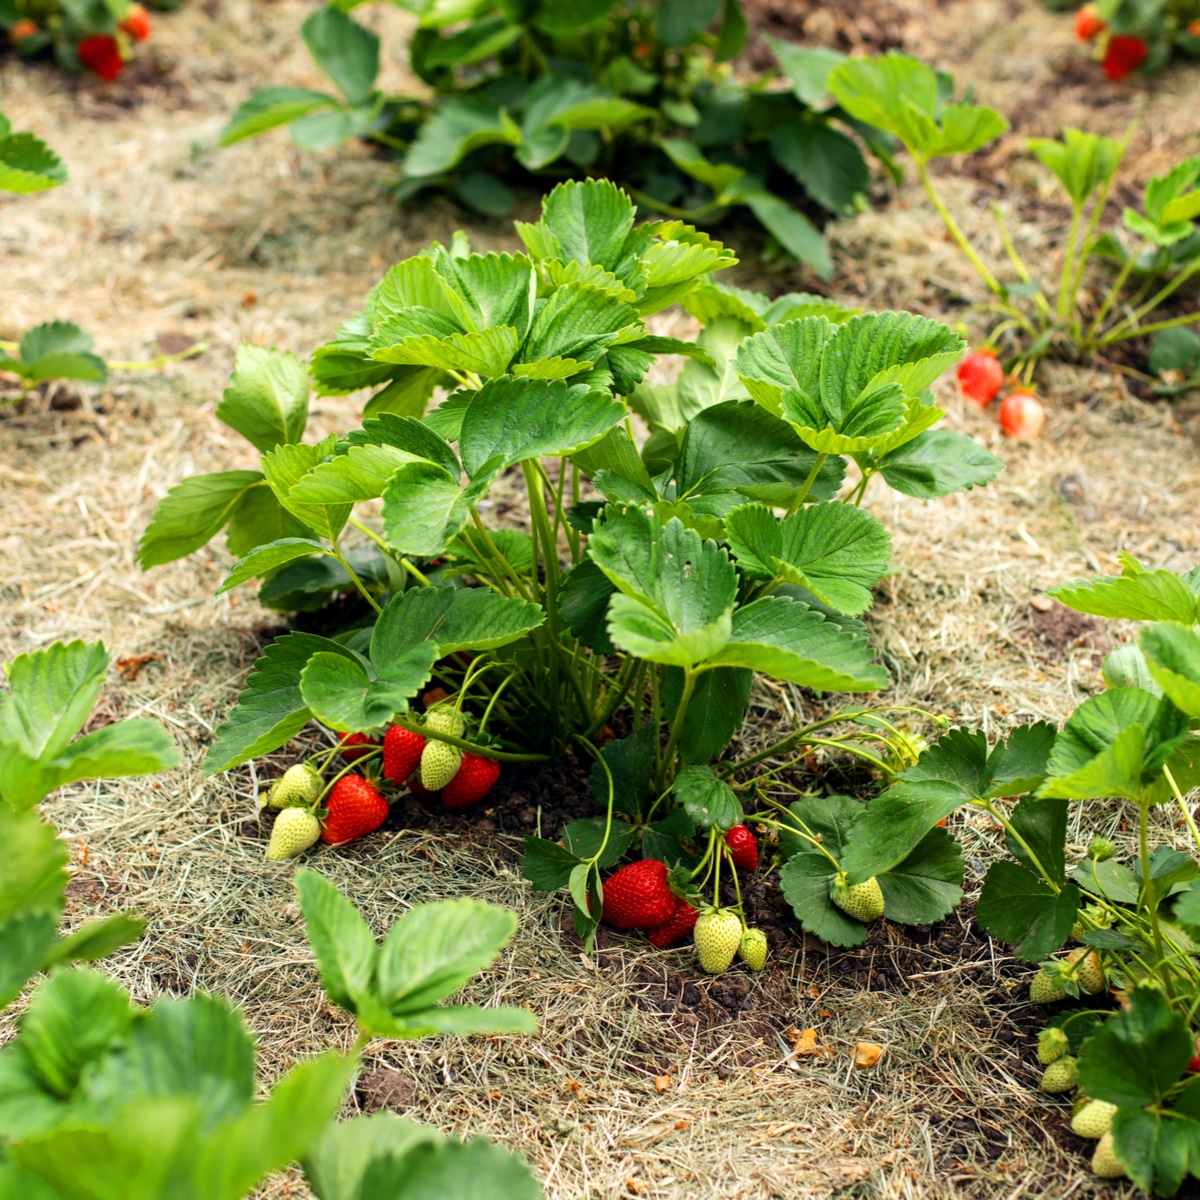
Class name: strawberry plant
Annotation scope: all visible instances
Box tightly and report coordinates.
[0,110,66,194]
[217,2,903,276]
[142,179,1005,966]
[864,556,1200,1191]
[1067,0,1200,79]
[2,0,154,81]
[827,54,1200,381]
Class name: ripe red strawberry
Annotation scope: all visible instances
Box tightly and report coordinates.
[321,775,389,845]
[78,35,124,81]
[119,4,151,41]
[1103,34,1148,80]
[383,725,424,784]
[956,350,1004,406]
[10,18,38,42]
[601,859,676,929]
[1074,4,1105,39]
[338,732,380,762]
[724,824,759,872]
[441,751,500,810]
[408,778,436,800]
[998,391,1045,441]
[647,899,698,948]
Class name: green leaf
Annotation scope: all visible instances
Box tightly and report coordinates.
[381,462,489,559]
[458,376,627,477]
[1048,569,1199,623]
[302,6,379,106]
[220,87,343,145]
[261,437,353,542]
[562,817,634,868]
[662,665,752,764]
[0,806,68,925]
[772,121,869,217]
[371,326,520,379]
[372,585,544,661]
[203,632,358,774]
[517,284,641,371]
[656,0,720,44]
[0,128,67,194]
[1139,623,1200,718]
[739,190,831,278]
[405,96,521,177]
[517,178,636,274]
[218,538,331,594]
[138,471,265,568]
[303,1112,441,1200]
[375,898,518,1015]
[216,344,310,453]
[1079,986,1193,1106]
[725,501,891,616]
[878,429,1003,497]
[0,914,60,1010]
[976,861,1080,961]
[876,827,963,925]
[766,37,845,107]
[672,765,743,830]
[226,483,313,559]
[300,644,437,732]
[1006,795,1068,885]
[1070,856,1139,905]
[520,837,583,892]
[41,912,146,969]
[707,595,889,692]
[1027,128,1123,209]
[295,869,379,1015]
[289,444,429,506]
[424,15,523,68]
[1110,1105,1199,1197]
[838,792,957,882]
[588,723,657,819]
[660,138,745,198]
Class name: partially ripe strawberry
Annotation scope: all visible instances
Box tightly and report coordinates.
[10,18,38,43]
[1102,34,1148,80]
[321,775,389,845]
[119,4,151,41]
[998,391,1045,441]
[724,824,759,872]
[382,725,424,784]
[441,751,500,810]
[957,350,1004,406]
[647,898,698,947]
[78,34,124,81]
[601,859,676,929]
[1074,4,1106,39]
[339,732,380,762]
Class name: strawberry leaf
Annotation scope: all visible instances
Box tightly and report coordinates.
[218,538,332,594]
[588,724,656,819]
[875,826,963,925]
[662,665,752,764]
[671,765,742,831]
[216,343,310,453]
[302,6,379,107]
[1110,1106,1199,1196]
[295,870,379,1014]
[1140,623,1200,718]
[1048,568,1199,624]
[219,87,343,146]
[300,645,437,732]
[138,471,266,568]
[877,429,1004,498]
[976,861,1080,961]
[520,837,582,891]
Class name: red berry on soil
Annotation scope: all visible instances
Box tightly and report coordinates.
[441,751,501,810]
[78,34,124,81]
[956,350,1004,406]
[601,859,677,929]
[119,3,151,41]
[724,824,759,872]
[1103,34,1148,80]
[647,899,699,948]
[339,731,380,762]
[382,725,424,784]
[1074,4,1105,39]
[10,18,38,42]
[998,391,1046,441]
[321,775,389,845]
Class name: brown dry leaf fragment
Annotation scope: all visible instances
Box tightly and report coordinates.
[791,1028,825,1057]
[807,983,821,999]
[654,1074,671,1093]
[116,652,162,680]
[854,1042,884,1068]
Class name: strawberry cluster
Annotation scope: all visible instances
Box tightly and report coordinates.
[956,350,1046,442]
[8,3,151,83]
[1073,4,1151,82]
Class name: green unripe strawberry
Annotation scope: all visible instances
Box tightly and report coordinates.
[421,739,463,791]
[1040,1055,1078,1093]
[738,928,767,971]
[1092,1130,1126,1178]
[1038,1026,1069,1064]
[1068,947,1105,994]
[1072,1099,1117,1139]
[424,706,466,737]
[1030,971,1067,1004]
[263,763,322,810]
[694,909,742,975]
[1087,836,1116,862]
[266,807,321,861]
[830,875,885,923]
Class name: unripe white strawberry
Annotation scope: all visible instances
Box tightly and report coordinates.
[1092,1130,1126,1178]
[1040,1055,1078,1093]
[421,740,463,791]
[1072,1099,1117,1139]
[738,928,767,971]
[1068,946,1105,994]
[424,706,466,737]
[830,875,885,922]
[266,807,320,861]
[694,909,742,974]
[1038,1026,1069,1064]
[1030,971,1067,1003]
[262,763,322,810]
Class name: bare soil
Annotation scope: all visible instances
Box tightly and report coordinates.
[3,0,1200,1196]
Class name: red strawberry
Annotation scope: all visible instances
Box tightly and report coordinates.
[408,778,436,800]
[724,824,759,872]
[998,391,1045,441]
[1102,34,1148,80]
[338,732,380,762]
[119,4,151,41]
[321,775,388,845]
[601,859,676,929]
[383,725,424,784]
[10,18,38,42]
[956,350,1004,406]
[441,751,500,810]
[78,34,124,81]
[1074,4,1105,39]
[647,899,699,948]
